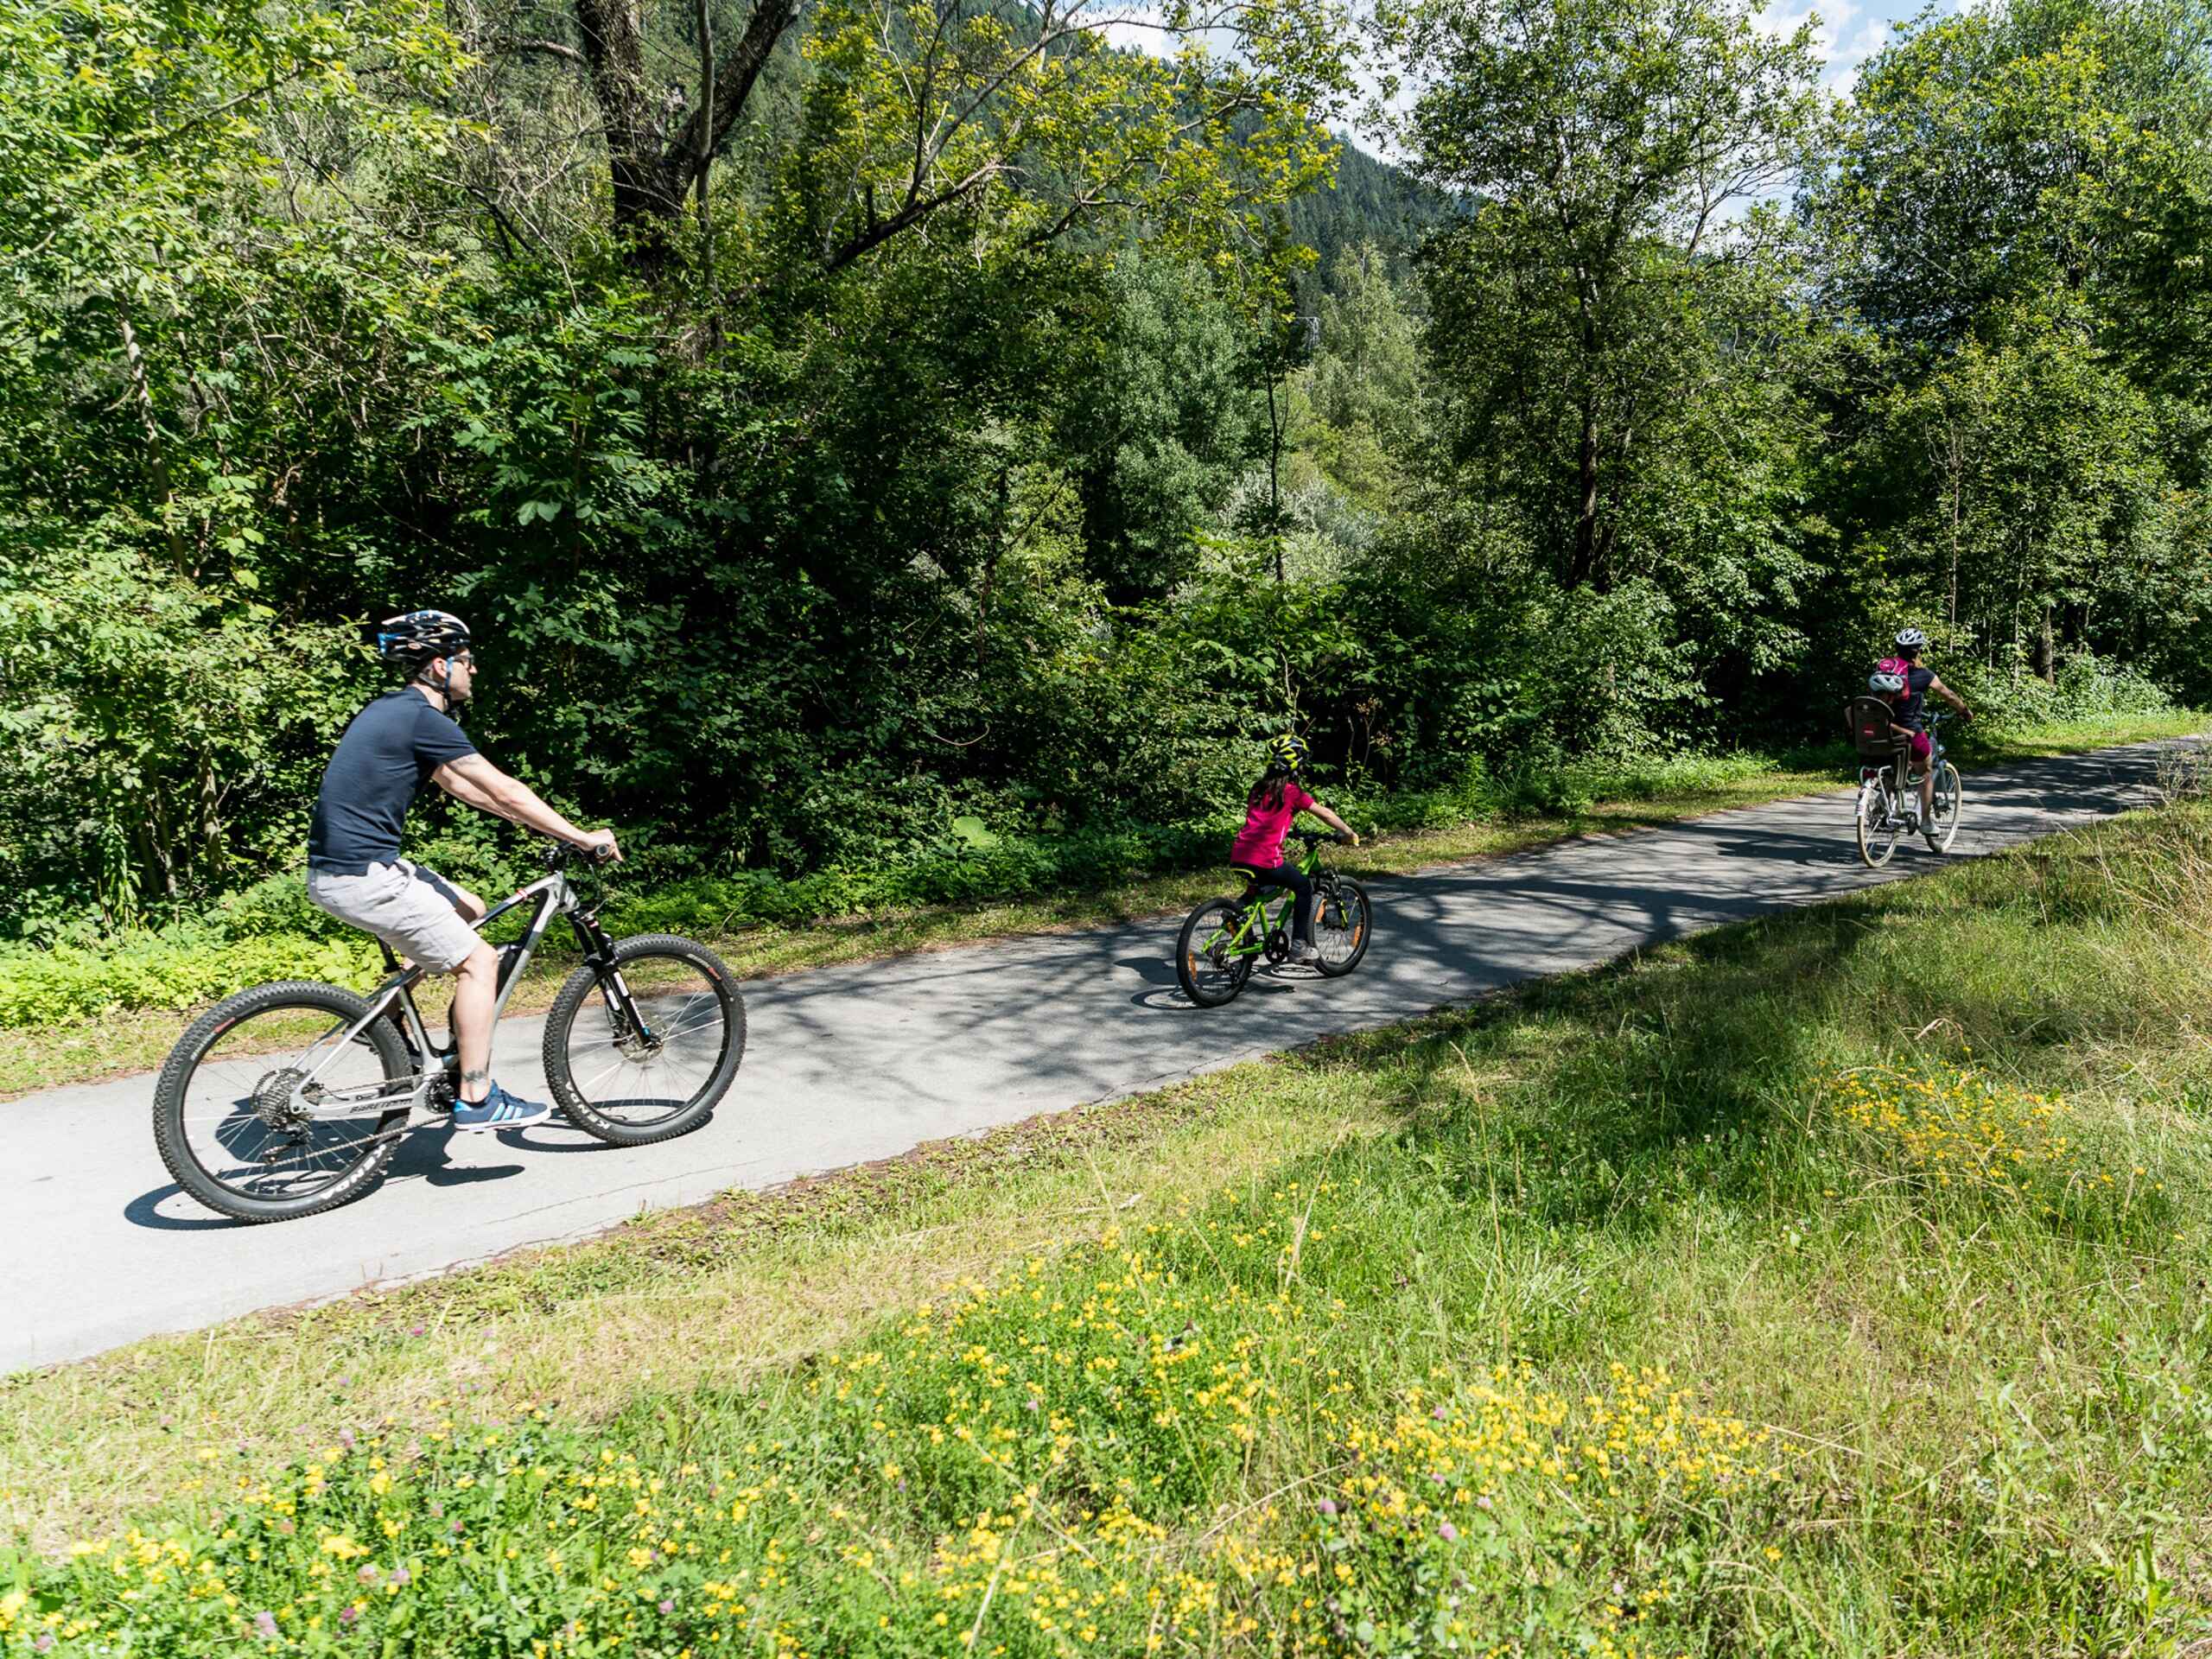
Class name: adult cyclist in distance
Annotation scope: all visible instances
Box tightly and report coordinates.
[305,610,621,1132]
[1877,626,1974,846]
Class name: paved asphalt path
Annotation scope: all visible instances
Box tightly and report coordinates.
[2,738,2196,1373]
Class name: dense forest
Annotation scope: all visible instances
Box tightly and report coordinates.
[2,0,2208,937]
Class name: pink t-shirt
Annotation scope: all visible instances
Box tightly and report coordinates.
[1231,782,1314,868]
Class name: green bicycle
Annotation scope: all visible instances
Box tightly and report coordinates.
[1176,830,1372,1007]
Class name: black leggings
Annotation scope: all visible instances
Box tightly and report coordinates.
[1234,862,1313,944]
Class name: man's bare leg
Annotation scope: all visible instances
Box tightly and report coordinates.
[449,940,499,1103]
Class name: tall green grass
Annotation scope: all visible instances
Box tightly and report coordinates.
[9,804,2211,1655]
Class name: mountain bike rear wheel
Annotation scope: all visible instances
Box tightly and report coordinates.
[1177,899,1256,1008]
[1312,878,1371,977]
[153,981,412,1224]
[1855,779,1900,868]
[543,934,745,1146]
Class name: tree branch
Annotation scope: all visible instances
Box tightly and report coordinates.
[497,36,588,66]
[663,0,801,188]
[823,162,1000,271]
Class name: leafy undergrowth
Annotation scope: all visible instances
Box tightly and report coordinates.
[7,804,2212,1655]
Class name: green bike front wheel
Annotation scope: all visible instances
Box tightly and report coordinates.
[1312,878,1371,977]
[1177,899,1256,1008]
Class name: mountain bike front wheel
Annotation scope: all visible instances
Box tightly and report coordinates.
[1312,878,1371,977]
[1177,899,1256,1008]
[1929,762,1963,851]
[153,981,412,1224]
[543,934,745,1146]
[1855,779,1900,868]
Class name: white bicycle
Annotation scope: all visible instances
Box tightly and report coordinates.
[1853,710,1961,868]
[152,843,746,1223]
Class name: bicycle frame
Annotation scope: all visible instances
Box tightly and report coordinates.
[1859,714,1948,807]
[283,864,632,1122]
[1216,839,1332,961]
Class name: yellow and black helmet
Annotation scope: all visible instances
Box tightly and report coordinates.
[1268,734,1310,773]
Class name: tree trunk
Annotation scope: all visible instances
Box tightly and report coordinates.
[1572,400,1599,588]
[1265,369,1286,584]
[117,300,185,567]
[571,0,683,266]
[2033,601,2056,683]
[1944,429,1962,626]
[565,0,801,277]
[695,0,716,318]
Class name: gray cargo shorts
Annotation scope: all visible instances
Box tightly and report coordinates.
[308,859,483,973]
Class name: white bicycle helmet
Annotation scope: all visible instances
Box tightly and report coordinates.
[1869,671,1907,695]
[1894,627,1929,649]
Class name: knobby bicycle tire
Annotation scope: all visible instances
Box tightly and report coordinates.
[1312,878,1372,978]
[543,933,746,1146]
[153,980,411,1224]
[1177,898,1256,1008]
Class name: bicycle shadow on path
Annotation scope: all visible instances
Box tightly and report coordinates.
[123,1128,533,1231]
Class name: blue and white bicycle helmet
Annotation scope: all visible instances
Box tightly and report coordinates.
[1869,670,1907,695]
[1894,627,1929,650]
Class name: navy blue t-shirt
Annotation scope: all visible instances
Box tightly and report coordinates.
[307,690,479,874]
[1898,665,1936,729]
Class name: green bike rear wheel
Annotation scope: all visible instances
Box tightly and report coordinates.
[1177,898,1257,1008]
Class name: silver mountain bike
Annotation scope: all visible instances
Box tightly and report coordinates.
[152,842,745,1223]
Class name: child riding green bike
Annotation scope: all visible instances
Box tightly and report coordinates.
[1229,734,1360,959]
[1177,735,1371,1007]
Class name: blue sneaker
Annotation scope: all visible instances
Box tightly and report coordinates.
[451,1083,552,1134]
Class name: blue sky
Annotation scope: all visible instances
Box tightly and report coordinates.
[1773,0,1951,89]
[1096,0,1972,159]
[1329,0,1969,157]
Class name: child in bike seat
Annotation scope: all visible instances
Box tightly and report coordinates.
[1230,734,1360,963]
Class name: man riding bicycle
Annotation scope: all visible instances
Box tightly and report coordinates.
[1873,627,1973,847]
[305,611,620,1132]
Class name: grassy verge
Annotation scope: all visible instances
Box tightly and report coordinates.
[5,712,2201,1103]
[6,793,2211,1654]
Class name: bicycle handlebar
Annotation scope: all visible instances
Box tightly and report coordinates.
[542,839,620,873]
